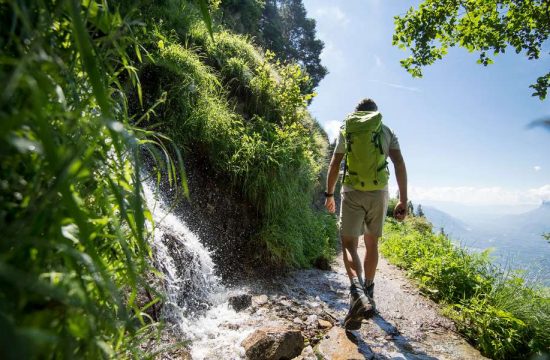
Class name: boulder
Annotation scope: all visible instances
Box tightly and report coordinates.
[241,327,304,360]
[228,294,252,312]
[318,319,333,329]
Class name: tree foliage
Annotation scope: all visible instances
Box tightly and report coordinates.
[393,0,550,99]
[220,0,327,91]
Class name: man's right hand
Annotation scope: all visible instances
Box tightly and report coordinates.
[394,201,407,221]
[325,197,336,213]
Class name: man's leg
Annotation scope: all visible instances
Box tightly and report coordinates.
[363,233,379,299]
[363,233,379,285]
[362,190,388,302]
[342,233,373,330]
[341,234,363,284]
[340,191,374,330]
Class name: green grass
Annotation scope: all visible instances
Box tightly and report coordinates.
[381,217,550,359]
[133,10,337,268]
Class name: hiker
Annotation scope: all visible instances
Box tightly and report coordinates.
[324,98,408,330]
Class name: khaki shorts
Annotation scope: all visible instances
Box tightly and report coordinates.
[340,190,389,238]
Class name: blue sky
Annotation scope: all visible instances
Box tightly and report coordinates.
[302,0,550,213]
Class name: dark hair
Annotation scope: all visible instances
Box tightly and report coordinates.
[355,98,378,112]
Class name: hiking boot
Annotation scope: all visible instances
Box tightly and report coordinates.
[364,282,376,312]
[365,282,374,299]
[343,286,374,330]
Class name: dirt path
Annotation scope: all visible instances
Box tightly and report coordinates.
[249,241,487,359]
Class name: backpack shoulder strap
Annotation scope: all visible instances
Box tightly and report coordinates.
[340,124,349,185]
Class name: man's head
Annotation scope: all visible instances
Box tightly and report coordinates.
[355,98,378,112]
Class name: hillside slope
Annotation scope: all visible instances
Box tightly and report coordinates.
[129,1,338,272]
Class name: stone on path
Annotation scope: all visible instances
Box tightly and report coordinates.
[241,327,304,360]
[316,327,371,360]
[294,345,316,360]
[317,319,332,330]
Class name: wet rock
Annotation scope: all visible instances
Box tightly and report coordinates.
[280,299,293,307]
[253,294,268,306]
[241,327,304,360]
[294,345,316,360]
[305,314,318,325]
[229,294,252,311]
[180,349,192,360]
[316,327,370,360]
[318,319,332,329]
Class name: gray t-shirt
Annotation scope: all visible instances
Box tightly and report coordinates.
[333,121,400,192]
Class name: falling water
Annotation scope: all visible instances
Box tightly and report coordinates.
[142,181,255,359]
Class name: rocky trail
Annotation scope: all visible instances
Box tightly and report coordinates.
[225,240,486,360]
[159,240,488,360]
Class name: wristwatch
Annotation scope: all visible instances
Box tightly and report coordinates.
[324,192,334,197]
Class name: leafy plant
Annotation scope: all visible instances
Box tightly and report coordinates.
[0,1,186,358]
[381,217,550,359]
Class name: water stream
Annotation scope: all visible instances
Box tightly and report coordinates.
[143,181,255,359]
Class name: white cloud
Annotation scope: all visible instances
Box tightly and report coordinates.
[367,79,421,93]
[315,6,349,26]
[374,55,383,68]
[324,119,342,142]
[320,40,346,71]
[406,184,550,206]
[527,184,550,200]
[534,165,542,172]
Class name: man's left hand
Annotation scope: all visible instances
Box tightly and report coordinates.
[325,197,336,214]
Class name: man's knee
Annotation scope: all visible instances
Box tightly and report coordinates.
[341,234,359,250]
[364,233,380,249]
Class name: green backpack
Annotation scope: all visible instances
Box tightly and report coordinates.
[341,111,389,191]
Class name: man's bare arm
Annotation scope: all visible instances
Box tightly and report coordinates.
[325,152,344,213]
[389,148,408,220]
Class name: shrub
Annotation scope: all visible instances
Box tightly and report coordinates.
[381,217,550,359]
[0,1,186,357]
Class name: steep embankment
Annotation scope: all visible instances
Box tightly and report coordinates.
[132,2,338,276]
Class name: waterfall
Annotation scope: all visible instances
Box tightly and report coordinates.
[142,181,254,359]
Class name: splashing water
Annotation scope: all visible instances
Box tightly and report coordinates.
[142,181,255,359]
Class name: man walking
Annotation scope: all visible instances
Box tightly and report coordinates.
[324,98,408,330]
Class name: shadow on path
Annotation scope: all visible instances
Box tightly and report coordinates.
[283,270,440,359]
[344,313,439,359]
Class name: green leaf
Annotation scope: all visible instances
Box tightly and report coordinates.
[195,0,214,41]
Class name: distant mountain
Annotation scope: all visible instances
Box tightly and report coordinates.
[418,202,550,284]
[422,206,472,240]
[496,201,550,236]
